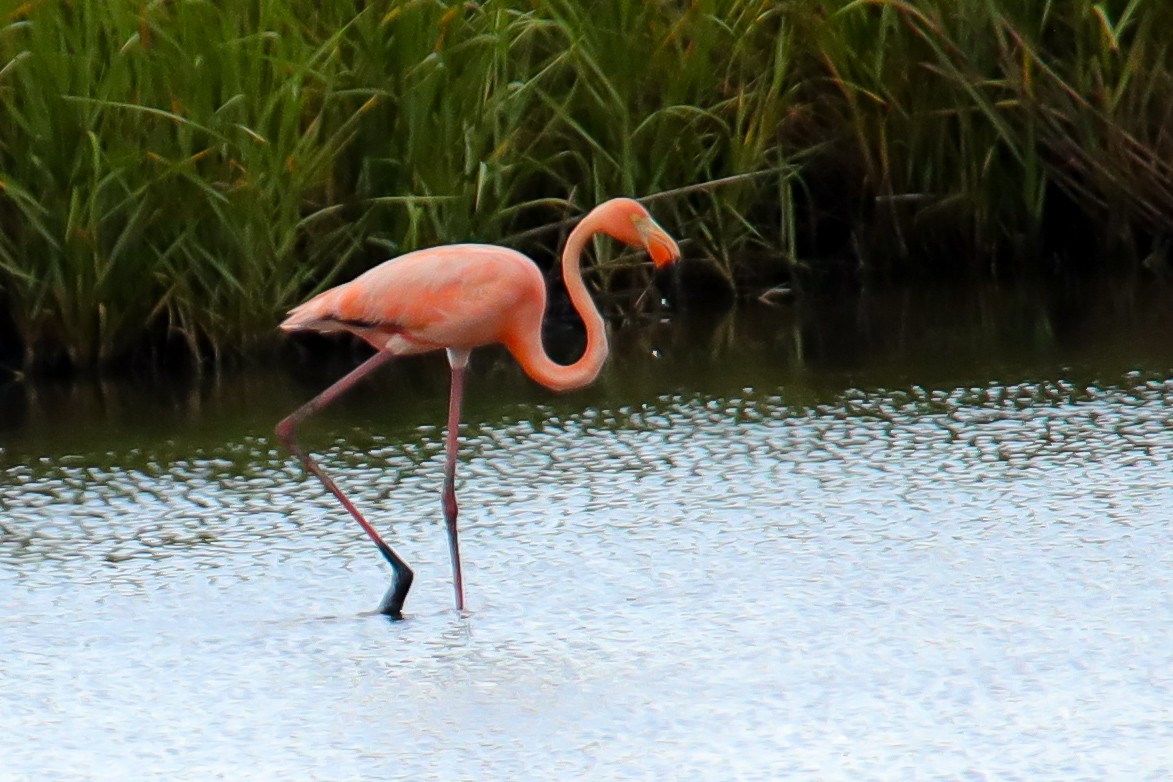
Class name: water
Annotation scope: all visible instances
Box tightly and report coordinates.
[3,280,1173,780]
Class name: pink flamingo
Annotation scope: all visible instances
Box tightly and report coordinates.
[276,198,681,617]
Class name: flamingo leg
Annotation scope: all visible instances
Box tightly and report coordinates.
[443,349,470,612]
[275,350,415,619]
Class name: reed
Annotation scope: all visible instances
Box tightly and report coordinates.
[0,0,1168,372]
[812,0,1173,270]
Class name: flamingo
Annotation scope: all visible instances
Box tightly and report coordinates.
[276,197,681,618]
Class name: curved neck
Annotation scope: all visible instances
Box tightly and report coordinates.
[510,214,609,392]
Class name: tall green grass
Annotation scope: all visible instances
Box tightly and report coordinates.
[0,1,370,367]
[812,0,1173,269]
[0,0,1169,372]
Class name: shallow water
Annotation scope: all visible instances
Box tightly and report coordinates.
[3,280,1173,780]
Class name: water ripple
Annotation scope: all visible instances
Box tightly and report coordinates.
[3,367,1173,779]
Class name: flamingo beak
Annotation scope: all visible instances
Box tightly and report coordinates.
[636,217,681,268]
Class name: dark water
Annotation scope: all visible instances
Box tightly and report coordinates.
[3,279,1173,780]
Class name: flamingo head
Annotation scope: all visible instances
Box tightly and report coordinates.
[596,198,681,268]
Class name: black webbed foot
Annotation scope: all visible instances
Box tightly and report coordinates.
[377,564,414,620]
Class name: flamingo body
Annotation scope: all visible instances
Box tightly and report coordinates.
[281,245,546,360]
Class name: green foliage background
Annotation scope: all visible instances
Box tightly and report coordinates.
[0,0,1169,370]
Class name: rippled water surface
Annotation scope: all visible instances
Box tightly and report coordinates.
[3,281,1173,780]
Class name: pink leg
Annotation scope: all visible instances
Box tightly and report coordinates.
[275,350,414,619]
[444,349,469,612]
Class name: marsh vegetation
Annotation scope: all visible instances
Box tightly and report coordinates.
[1,0,1169,371]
